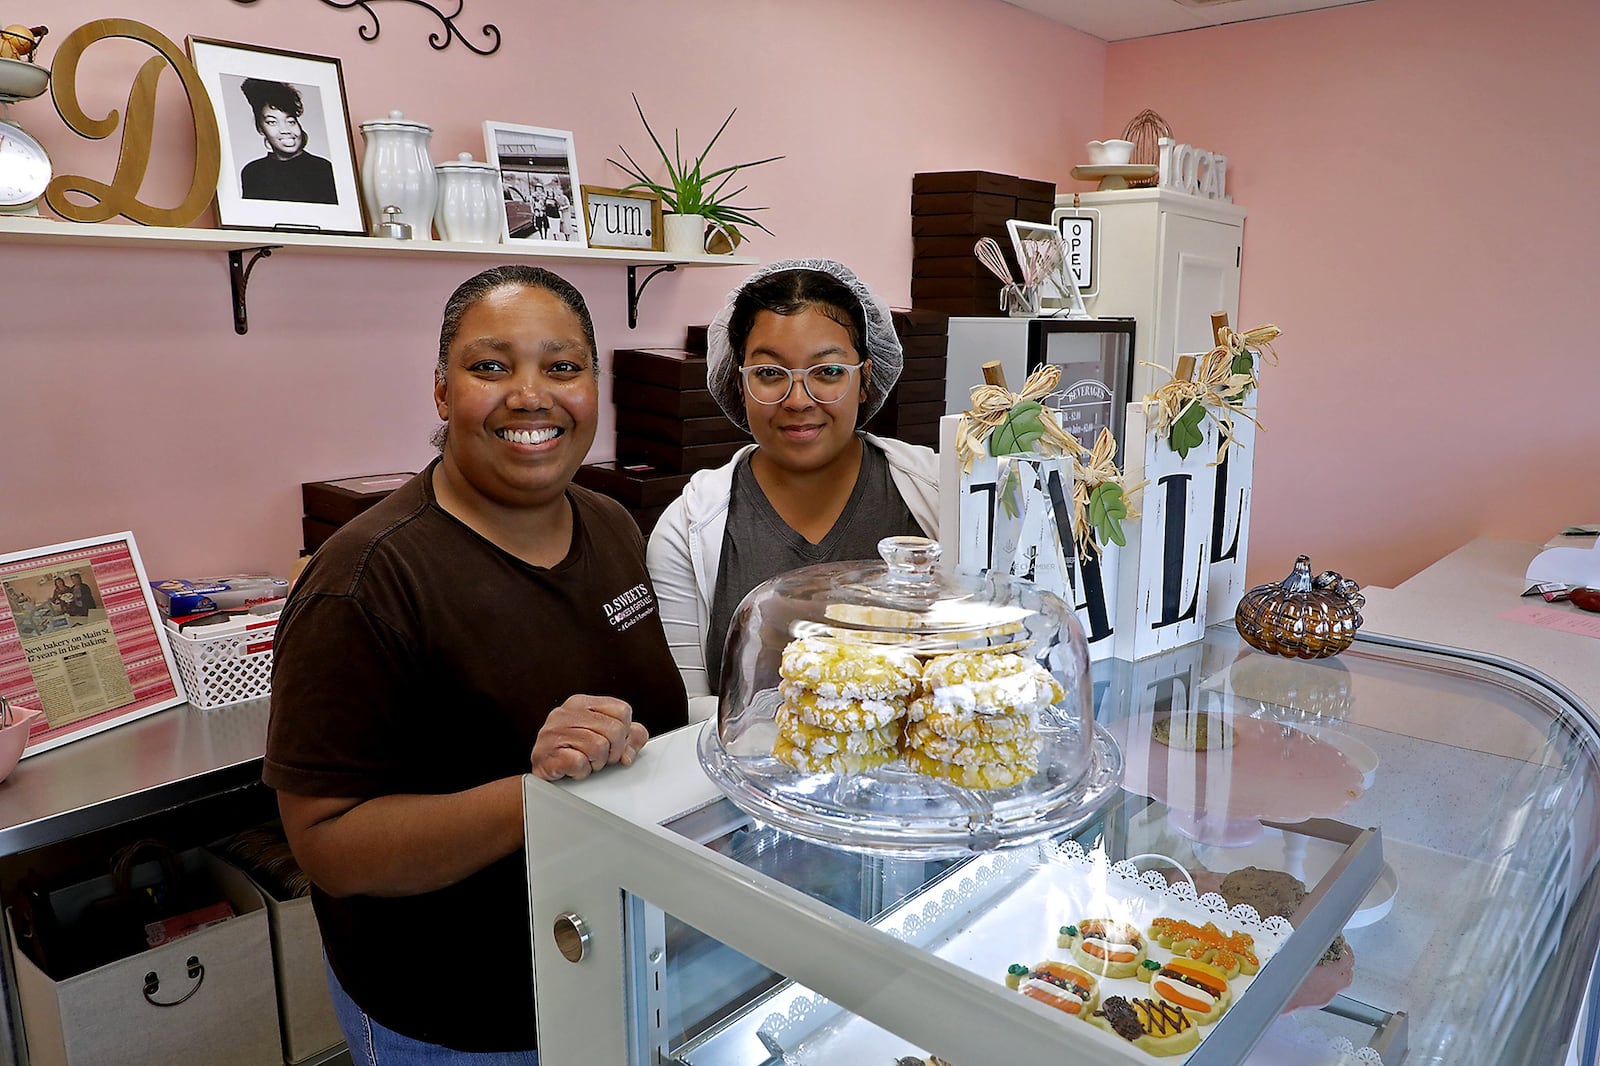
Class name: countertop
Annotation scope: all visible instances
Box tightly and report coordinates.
[1360,537,1600,716]
[0,696,268,856]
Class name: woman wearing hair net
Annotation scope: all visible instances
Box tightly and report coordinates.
[647,259,939,717]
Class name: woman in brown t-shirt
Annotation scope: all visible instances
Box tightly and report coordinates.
[264,265,688,1061]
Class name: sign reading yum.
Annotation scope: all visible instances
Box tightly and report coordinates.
[1158,138,1229,202]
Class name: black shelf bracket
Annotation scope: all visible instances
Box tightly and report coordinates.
[626,263,678,329]
[228,246,282,335]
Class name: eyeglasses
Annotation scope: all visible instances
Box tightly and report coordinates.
[738,362,864,406]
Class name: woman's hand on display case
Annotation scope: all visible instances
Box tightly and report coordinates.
[529,694,649,781]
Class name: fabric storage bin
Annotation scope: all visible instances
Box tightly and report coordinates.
[234,866,341,1063]
[166,615,277,709]
[8,851,281,1066]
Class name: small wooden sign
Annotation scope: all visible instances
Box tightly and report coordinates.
[580,184,662,251]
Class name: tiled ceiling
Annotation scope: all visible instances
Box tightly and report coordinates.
[1002,0,1376,41]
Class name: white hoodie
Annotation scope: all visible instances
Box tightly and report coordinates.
[645,433,940,720]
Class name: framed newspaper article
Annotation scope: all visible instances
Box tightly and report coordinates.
[0,532,185,757]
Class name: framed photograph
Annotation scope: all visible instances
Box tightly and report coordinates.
[484,122,587,247]
[580,185,662,252]
[187,37,366,234]
[0,532,186,757]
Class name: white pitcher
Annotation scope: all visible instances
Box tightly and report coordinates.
[434,153,502,244]
[359,110,437,240]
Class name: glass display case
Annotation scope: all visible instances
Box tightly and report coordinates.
[522,626,1600,1066]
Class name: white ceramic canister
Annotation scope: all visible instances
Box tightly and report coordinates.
[434,153,503,244]
[359,110,438,240]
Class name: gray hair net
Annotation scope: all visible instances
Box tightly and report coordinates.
[705,258,904,430]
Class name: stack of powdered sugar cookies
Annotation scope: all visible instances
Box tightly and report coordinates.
[771,636,1064,790]
[772,636,921,774]
[903,649,1063,788]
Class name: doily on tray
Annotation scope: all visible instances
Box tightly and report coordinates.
[759,993,832,1055]
[1261,1011,1387,1066]
[878,848,1029,944]
[1051,839,1296,945]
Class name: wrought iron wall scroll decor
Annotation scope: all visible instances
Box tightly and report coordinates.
[233,0,502,56]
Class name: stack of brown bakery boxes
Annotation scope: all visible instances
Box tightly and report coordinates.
[865,309,948,448]
[574,339,741,535]
[301,473,414,556]
[911,170,1057,317]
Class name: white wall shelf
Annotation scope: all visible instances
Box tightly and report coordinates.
[0,215,757,334]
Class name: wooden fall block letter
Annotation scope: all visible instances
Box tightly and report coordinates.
[938,416,1121,660]
[1114,403,1218,660]
[1206,390,1257,625]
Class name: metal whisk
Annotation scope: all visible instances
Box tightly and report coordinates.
[975,237,1029,313]
[974,237,1014,286]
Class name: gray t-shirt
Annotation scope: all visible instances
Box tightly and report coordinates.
[705,438,920,692]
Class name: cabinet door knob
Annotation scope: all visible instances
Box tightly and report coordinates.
[553,911,591,964]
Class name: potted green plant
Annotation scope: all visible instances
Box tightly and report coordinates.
[608,94,782,255]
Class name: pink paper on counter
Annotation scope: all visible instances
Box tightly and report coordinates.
[1498,605,1600,639]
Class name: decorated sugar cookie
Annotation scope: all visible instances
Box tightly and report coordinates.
[1148,917,1260,976]
[1090,995,1200,1057]
[1005,961,1100,1017]
[1060,919,1147,979]
[1150,957,1233,1024]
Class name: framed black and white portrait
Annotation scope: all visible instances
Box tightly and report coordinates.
[188,37,366,234]
[483,121,587,247]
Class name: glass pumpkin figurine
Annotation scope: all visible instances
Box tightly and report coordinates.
[1234,555,1365,659]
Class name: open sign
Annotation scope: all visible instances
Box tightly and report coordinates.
[1047,206,1100,301]
[1056,214,1096,294]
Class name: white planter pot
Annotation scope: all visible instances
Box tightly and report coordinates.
[663,213,705,256]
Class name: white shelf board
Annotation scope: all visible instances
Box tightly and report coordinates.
[0,214,758,267]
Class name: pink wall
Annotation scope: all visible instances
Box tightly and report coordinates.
[16,0,1582,596]
[1105,0,1600,589]
[1,0,1105,579]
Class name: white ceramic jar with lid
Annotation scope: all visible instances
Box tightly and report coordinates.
[358,110,437,240]
[434,152,502,244]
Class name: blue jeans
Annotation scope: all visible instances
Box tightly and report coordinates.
[325,958,538,1066]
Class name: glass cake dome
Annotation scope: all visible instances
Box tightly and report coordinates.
[698,536,1124,858]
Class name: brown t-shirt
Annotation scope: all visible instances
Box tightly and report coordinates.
[263,463,687,1051]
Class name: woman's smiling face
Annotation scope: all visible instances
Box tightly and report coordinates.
[741,306,869,475]
[433,284,598,511]
[258,105,305,158]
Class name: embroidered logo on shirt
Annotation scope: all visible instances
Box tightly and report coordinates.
[602,582,657,632]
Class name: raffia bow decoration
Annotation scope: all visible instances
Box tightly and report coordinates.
[956,365,1140,554]
[956,364,1084,470]
[1073,427,1142,555]
[1143,323,1281,462]
[1207,324,1281,407]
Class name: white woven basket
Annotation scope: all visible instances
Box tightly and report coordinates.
[168,618,278,709]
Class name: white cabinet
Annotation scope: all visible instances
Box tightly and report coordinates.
[1055,188,1245,400]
